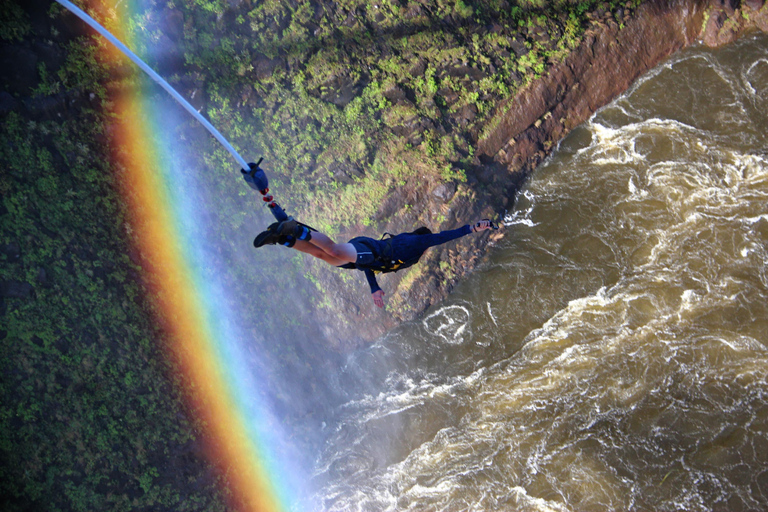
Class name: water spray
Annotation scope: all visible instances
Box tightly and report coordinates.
[54,0,288,221]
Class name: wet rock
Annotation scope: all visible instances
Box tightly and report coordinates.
[703,9,727,42]
[403,3,423,19]
[432,182,457,202]
[451,103,477,127]
[476,164,496,185]
[376,189,406,220]
[0,280,34,299]
[321,75,364,107]
[341,11,357,28]
[437,87,459,106]
[254,56,281,81]
[163,8,185,42]
[383,85,406,102]
[327,162,364,184]
[409,59,425,76]
[391,112,433,139]
[447,65,485,80]
[713,0,739,15]
[530,26,550,44]
[408,131,424,146]
[305,22,322,37]
[488,22,504,34]
[510,39,529,57]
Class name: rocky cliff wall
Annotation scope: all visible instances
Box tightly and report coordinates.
[367,0,768,347]
[479,0,767,171]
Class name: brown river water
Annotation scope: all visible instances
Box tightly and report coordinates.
[312,32,768,511]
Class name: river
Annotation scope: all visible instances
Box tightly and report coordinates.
[312,32,768,511]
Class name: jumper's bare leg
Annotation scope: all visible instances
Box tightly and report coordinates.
[303,231,357,264]
[292,240,350,266]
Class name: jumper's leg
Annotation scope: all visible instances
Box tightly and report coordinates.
[303,231,357,264]
[292,240,351,266]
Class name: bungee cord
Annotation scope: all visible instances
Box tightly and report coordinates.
[54,0,249,170]
[54,0,288,221]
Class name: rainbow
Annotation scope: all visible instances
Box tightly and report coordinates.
[78,1,303,510]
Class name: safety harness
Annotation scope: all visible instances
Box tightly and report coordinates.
[371,228,431,274]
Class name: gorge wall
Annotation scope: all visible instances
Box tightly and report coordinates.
[367,0,768,345]
[4,0,765,351]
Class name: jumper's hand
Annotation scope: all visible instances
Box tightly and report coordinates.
[472,219,493,232]
[372,290,385,309]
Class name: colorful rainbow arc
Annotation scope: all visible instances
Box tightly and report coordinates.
[69,1,300,510]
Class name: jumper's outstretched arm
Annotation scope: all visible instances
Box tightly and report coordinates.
[292,219,494,309]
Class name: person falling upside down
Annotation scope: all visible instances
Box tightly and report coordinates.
[253,218,494,308]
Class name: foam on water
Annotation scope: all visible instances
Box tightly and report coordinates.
[424,305,473,345]
[314,33,768,512]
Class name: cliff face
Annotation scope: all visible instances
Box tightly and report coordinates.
[4,0,766,353]
[2,1,766,508]
[370,0,768,344]
[479,0,768,168]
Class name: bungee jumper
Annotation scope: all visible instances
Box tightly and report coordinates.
[54,0,499,310]
[242,160,496,309]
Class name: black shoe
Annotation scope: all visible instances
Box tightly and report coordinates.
[276,219,299,236]
[277,219,316,241]
[278,235,296,247]
[253,222,281,248]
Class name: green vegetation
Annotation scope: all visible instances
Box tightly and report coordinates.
[0,1,30,41]
[1,0,649,508]
[0,5,229,511]
[164,0,642,235]
[0,106,228,512]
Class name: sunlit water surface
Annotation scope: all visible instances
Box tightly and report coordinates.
[313,33,768,511]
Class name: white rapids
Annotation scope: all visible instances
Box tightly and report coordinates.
[313,33,768,512]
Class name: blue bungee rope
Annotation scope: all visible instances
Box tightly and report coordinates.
[54,0,288,221]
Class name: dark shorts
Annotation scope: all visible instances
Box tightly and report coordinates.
[347,237,382,266]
